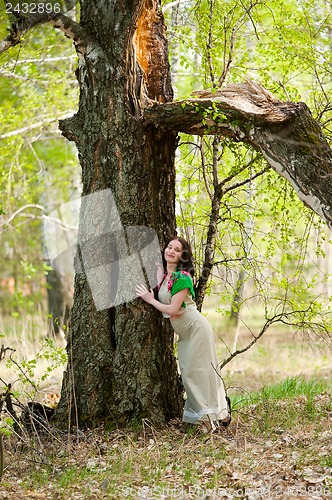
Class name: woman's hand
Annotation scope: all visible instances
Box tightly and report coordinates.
[135,284,155,304]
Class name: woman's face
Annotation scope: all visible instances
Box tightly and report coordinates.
[164,239,183,266]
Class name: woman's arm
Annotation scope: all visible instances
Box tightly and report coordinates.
[136,284,188,317]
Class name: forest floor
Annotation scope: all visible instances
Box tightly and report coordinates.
[1,314,332,499]
[1,390,332,499]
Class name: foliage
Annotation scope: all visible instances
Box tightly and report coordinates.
[175,131,332,344]
[1,0,332,335]
[162,0,332,346]
[165,0,332,114]
[0,332,67,458]
[4,337,67,393]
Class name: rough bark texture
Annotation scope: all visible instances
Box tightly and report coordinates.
[52,0,183,427]
[144,80,332,229]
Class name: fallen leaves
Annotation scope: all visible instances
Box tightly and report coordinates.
[0,393,332,499]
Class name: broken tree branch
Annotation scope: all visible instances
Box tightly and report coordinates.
[144,80,332,229]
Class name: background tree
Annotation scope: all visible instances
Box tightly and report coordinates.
[164,0,332,352]
[1,0,183,426]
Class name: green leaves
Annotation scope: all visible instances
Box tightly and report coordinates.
[0,417,14,436]
[175,127,332,340]
[165,0,332,124]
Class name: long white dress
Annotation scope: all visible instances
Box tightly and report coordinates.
[158,276,230,424]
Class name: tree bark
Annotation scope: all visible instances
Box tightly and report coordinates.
[144,80,332,229]
[52,0,183,427]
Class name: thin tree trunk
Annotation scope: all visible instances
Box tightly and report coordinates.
[46,269,68,336]
[230,180,254,329]
[230,268,245,323]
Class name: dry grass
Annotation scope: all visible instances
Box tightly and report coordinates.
[1,311,332,499]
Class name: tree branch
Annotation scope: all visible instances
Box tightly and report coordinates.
[0,204,45,229]
[0,9,87,55]
[144,80,332,229]
[218,155,258,190]
[219,316,274,369]
[219,306,326,369]
[223,165,270,195]
[144,80,295,132]
[48,14,87,46]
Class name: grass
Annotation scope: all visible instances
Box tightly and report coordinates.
[232,376,332,437]
[234,375,332,405]
[218,323,332,397]
[321,453,332,468]
[1,311,332,498]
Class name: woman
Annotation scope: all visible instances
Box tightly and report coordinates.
[136,236,230,432]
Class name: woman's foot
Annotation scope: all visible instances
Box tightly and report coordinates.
[221,396,232,427]
[196,419,218,434]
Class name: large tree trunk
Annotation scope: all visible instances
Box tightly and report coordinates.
[53,0,182,427]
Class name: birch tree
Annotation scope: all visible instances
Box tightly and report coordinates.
[1,0,332,426]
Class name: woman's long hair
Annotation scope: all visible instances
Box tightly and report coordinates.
[162,236,195,277]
